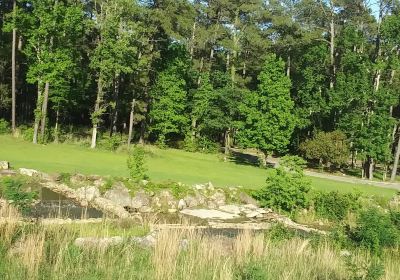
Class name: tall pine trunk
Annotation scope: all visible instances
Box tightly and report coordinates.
[91,78,103,149]
[391,130,400,182]
[127,99,136,148]
[40,82,49,142]
[33,82,43,144]
[11,0,17,134]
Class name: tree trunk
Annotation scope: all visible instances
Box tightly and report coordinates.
[127,99,136,148]
[11,0,17,134]
[54,107,60,143]
[286,54,291,77]
[329,16,335,89]
[391,131,400,182]
[190,21,196,60]
[91,78,103,149]
[368,157,374,180]
[224,129,231,161]
[33,82,43,144]
[191,118,197,141]
[40,81,49,142]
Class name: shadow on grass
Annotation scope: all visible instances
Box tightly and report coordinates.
[228,150,275,168]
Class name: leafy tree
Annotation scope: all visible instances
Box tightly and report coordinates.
[237,54,296,163]
[149,44,190,146]
[299,130,350,168]
[127,145,148,181]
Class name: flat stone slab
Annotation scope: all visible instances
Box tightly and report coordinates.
[180,209,240,220]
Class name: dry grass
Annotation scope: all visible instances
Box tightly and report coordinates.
[0,211,399,280]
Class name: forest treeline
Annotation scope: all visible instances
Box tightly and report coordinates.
[0,0,399,180]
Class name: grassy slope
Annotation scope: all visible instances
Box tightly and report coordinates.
[0,135,396,198]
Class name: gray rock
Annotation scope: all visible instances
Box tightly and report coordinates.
[104,185,134,208]
[0,161,9,170]
[180,209,240,220]
[245,211,262,218]
[239,192,259,206]
[76,186,100,201]
[206,182,215,191]
[184,195,199,208]
[178,199,187,210]
[74,236,124,249]
[168,208,177,213]
[209,191,226,206]
[18,168,39,177]
[219,204,241,215]
[70,173,87,185]
[193,184,206,190]
[132,190,150,209]
[139,206,152,213]
[93,178,106,188]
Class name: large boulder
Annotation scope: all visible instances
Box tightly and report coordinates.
[219,204,241,215]
[132,190,151,209]
[209,191,226,206]
[18,168,39,177]
[0,161,9,170]
[104,185,134,208]
[76,186,100,201]
[70,173,87,185]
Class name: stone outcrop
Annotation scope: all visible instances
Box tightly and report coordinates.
[0,161,9,170]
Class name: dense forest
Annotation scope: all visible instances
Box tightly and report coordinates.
[0,0,399,180]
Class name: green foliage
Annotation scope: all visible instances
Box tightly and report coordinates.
[267,223,296,242]
[0,119,10,134]
[0,177,38,214]
[254,156,311,212]
[98,135,123,151]
[300,131,350,168]
[389,209,400,229]
[345,257,385,280]
[313,191,361,221]
[236,262,268,280]
[350,208,400,253]
[237,54,296,157]
[142,181,194,199]
[127,145,148,181]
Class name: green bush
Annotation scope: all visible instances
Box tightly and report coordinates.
[0,119,10,134]
[236,262,268,280]
[0,177,38,214]
[254,156,311,212]
[350,208,400,253]
[19,125,34,141]
[197,136,220,153]
[299,130,350,168]
[390,210,400,229]
[314,191,361,221]
[127,145,148,181]
[183,134,197,152]
[98,135,123,151]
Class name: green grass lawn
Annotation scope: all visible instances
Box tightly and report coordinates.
[0,135,397,198]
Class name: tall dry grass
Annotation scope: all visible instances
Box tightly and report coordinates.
[0,211,399,280]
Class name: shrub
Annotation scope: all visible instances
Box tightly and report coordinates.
[299,130,350,168]
[350,208,400,253]
[197,136,220,153]
[390,209,400,229]
[183,134,197,152]
[19,125,34,141]
[236,262,268,280]
[254,156,311,212]
[314,191,361,221]
[0,119,10,134]
[98,135,123,151]
[127,145,148,181]
[345,257,385,280]
[0,177,38,214]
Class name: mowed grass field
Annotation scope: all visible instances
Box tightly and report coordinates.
[0,135,397,198]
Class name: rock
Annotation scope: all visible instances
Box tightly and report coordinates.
[219,205,241,215]
[70,173,87,185]
[180,209,240,220]
[206,182,215,191]
[104,185,134,208]
[184,195,199,208]
[0,161,9,170]
[131,232,157,248]
[178,199,187,210]
[193,184,206,190]
[132,190,150,209]
[0,170,16,177]
[246,211,261,218]
[242,204,259,210]
[18,168,39,177]
[74,236,124,249]
[209,191,226,206]
[168,209,177,213]
[207,201,218,209]
[239,192,259,206]
[157,190,177,209]
[76,186,100,201]
[93,178,106,188]
[140,179,149,186]
[139,206,152,213]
